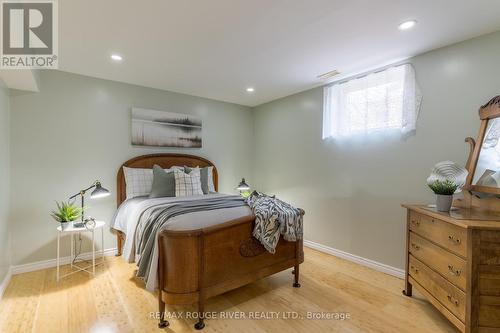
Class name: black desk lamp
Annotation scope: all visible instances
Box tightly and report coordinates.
[236,178,251,198]
[236,178,250,192]
[69,180,110,227]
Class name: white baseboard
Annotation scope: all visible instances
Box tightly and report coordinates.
[11,247,118,275]
[0,266,12,300]
[303,240,405,279]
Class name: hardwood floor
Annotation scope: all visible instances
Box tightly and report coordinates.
[0,248,458,333]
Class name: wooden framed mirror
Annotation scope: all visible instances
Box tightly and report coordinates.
[465,95,500,196]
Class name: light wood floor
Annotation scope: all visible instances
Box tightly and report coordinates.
[0,248,458,333]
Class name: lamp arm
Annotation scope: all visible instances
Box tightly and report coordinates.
[69,192,82,200]
[68,181,99,200]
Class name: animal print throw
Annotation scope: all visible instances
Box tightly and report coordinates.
[246,191,303,253]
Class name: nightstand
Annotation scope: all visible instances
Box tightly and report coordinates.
[56,220,105,282]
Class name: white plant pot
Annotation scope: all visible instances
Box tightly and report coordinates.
[436,194,453,212]
[60,221,73,231]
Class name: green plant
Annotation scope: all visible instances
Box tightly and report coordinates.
[240,190,252,198]
[50,200,83,223]
[428,179,459,195]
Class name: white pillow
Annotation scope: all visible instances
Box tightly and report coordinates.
[174,169,204,197]
[123,166,183,199]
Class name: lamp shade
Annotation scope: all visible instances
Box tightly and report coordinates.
[90,181,110,199]
[236,178,250,191]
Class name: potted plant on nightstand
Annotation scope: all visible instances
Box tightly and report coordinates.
[50,200,83,230]
[428,179,459,212]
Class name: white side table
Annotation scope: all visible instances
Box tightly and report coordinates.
[56,220,106,282]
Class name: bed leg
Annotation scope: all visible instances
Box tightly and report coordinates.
[194,300,205,330]
[194,319,205,330]
[293,264,301,288]
[158,291,169,328]
[116,233,123,257]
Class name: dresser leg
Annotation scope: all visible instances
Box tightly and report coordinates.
[403,211,412,298]
[402,281,412,297]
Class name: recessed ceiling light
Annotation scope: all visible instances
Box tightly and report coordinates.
[246,87,255,93]
[111,54,123,61]
[398,20,417,31]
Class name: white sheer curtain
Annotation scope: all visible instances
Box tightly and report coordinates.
[322,64,422,139]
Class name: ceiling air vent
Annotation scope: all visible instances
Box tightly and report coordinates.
[317,69,340,80]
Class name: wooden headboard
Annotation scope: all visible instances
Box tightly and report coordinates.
[117,153,218,206]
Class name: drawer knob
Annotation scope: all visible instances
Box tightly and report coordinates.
[410,265,419,273]
[448,235,461,245]
[448,265,462,277]
[410,243,421,250]
[447,295,459,306]
[411,220,420,226]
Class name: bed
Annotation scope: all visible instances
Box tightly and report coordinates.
[111,153,304,330]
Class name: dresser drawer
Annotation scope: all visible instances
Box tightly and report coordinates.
[409,255,466,322]
[409,232,467,291]
[409,211,468,258]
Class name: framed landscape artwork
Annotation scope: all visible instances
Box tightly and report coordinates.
[131,108,202,148]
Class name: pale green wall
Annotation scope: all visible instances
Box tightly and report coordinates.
[0,80,11,282]
[9,70,254,265]
[253,31,500,269]
[7,31,500,271]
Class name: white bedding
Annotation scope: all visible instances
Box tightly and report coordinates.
[111,193,252,290]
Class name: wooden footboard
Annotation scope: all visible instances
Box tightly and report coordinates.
[157,212,304,329]
[113,212,304,330]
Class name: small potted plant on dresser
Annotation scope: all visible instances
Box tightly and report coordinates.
[428,179,459,212]
[50,200,83,230]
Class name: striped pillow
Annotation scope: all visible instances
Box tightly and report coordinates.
[123,167,155,199]
[184,166,216,194]
[174,169,204,197]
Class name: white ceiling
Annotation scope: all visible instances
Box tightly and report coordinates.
[59,0,500,107]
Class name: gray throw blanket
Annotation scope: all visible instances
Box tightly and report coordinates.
[135,195,247,281]
[246,192,303,253]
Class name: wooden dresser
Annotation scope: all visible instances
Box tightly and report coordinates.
[403,205,500,333]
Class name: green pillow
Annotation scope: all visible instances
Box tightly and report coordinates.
[149,165,175,198]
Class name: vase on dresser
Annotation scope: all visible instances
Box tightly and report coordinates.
[435,194,453,212]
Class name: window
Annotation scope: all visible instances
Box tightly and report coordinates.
[322,64,422,139]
